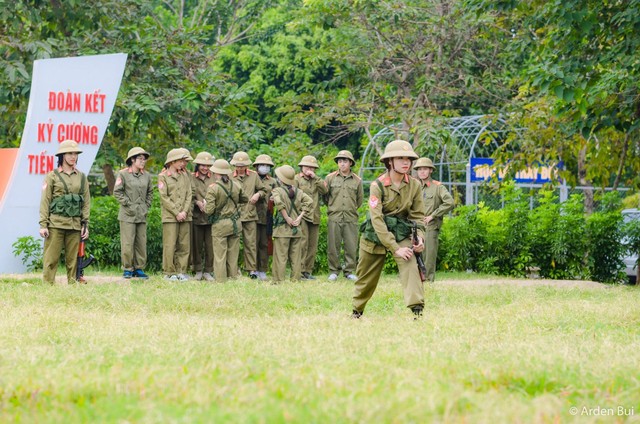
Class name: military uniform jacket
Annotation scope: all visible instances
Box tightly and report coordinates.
[421,177,454,230]
[256,175,278,225]
[272,186,313,238]
[113,167,153,223]
[39,167,90,231]
[363,172,425,255]
[191,170,215,225]
[325,171,363,222]
[157,169,193,223]
[294,173,326,224]
[232,169,266,222]
[204,179,248,237]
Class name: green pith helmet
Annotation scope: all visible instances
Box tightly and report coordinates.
[275,165,296,186]
[298,155,319,168]
[211,159,233,175]
[414,157,436,169]
[164,148,185,165]
[193,152,215,166]
[126,147,150,163]
[334,150,355,166]
[253,154,275,167]
[178,148,193,162]
[230,151,252,166]
[379,140,418,161]
[56,140,83,156]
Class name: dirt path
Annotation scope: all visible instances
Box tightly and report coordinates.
[3,273,606,288]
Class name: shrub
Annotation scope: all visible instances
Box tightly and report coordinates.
[12,236,43,272]
[439,205,486,272]
[587,192,625,283]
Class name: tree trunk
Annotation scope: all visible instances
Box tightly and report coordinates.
[103,163,116,195]
[612,133,629,190]
[578,144,594,214]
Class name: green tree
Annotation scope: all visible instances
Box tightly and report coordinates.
[473,0,640,200]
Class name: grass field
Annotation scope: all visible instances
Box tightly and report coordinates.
[1,272,639,423]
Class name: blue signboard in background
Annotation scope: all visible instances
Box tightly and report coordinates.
[470,158,560,183]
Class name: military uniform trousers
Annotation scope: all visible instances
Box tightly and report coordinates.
[162,222,191,275]
[241,220,258,272]
[421,226,440,283]
[327,219,359,275]
[212,233,240,282]
[256,223,270,272]
[120,221,147,271]
[300,220,320,274]
[192,223,213,273]
[272,236,303,282]
[353,238,425,313]
[43,227,81,284]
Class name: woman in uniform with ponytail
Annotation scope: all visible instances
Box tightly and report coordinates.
[204,159,248,282]
[113,147,153,279]
[271,165,313,282]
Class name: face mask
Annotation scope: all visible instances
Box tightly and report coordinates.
[257,165,271,175]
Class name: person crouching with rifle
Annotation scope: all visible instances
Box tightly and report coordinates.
[352,140,426,319]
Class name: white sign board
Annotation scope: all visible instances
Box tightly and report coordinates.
[0,53,127,273]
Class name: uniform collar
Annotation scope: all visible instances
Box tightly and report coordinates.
[379,172,409,187]
[57,166,78,174]
[421,177,433,187]
[128,166,145,174]
[234,169,250,177]
[195,170,211,179]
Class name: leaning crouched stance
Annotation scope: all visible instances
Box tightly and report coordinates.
[352,140,426,318]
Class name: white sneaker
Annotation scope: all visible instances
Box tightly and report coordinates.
[177,274,189,281]
[258,272,268,281]
[203,272,214,281]
[346,273,358,281]
[164,274,179,281]
[194,272,204,280]
[328,273,338,281]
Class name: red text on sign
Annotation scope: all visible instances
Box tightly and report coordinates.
[48,91,81,112]
[28,154,54,175]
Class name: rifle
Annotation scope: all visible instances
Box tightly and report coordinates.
[412,222,428,282]
[76,224,95,283]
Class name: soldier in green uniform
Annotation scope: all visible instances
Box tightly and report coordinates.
[113,147,153,279]
[271,165,313,282]
[158,149,193,281]
[325,150,363,281]
[352,140,426,318]
[294,155,327,280]
[230,152,266,279]
[253,154,278,281]
[39,140,90,284]
[204,159,248,282]
[191,152,216,281]
[414,157,454,283]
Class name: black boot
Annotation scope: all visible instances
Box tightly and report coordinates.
[351,309,363,319]
[411,306,423,320]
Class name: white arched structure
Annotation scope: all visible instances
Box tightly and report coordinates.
[359,115,514,205]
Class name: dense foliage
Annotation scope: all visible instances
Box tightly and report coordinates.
[2,0,638,192]
[439,188,627,283]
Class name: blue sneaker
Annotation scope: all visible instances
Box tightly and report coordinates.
[134,269,149,279]
[123,270,133,279]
